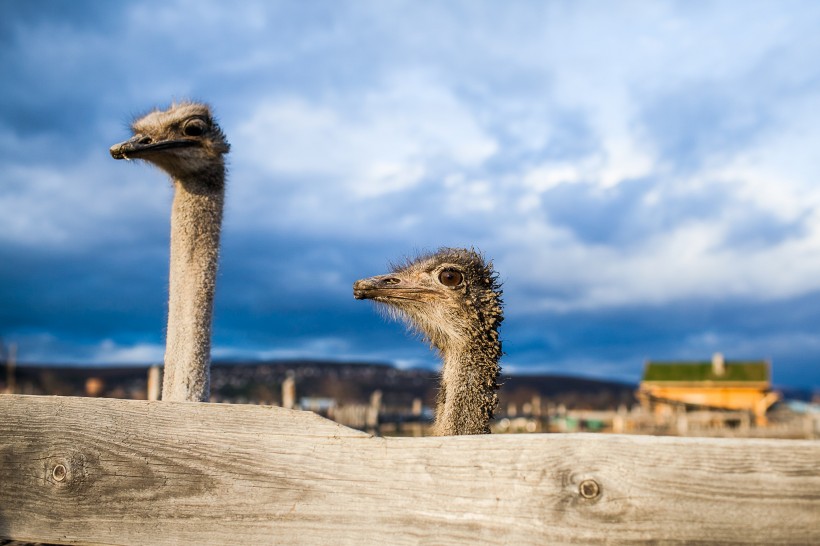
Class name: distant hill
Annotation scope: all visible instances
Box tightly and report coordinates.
[500,374,637,410]
[2,359,637,410]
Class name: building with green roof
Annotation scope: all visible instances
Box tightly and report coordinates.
[638,353,779,426]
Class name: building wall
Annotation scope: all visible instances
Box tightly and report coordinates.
[639,384,768,411]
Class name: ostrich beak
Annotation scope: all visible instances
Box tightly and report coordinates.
[353,277,387,300]
[109,135,198,160]
[353,276,437,302]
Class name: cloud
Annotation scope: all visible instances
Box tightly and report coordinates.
[2,333,164,366]
[234,70,497,199]
[2,1,820,388]
[91,339,164,365]
[0,155,170,249]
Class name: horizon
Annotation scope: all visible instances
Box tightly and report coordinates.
[2,2,820,390]
[5,355,815,396]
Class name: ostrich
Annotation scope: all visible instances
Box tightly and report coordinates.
[353,248,503,435]
[110,102,229,402]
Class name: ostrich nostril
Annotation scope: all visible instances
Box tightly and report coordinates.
[139,136,152,145]
[381,277,401,285]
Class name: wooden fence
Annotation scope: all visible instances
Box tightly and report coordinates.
[1,394,818,545]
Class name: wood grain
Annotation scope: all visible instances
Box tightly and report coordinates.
[0,394,817,545]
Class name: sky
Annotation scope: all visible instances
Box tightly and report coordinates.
[1,1,820,390]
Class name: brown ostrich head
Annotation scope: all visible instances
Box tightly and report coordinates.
[110,102,229,182]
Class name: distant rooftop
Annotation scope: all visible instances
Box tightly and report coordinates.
[643,360,769,383]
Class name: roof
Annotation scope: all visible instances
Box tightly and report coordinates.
[642,361,769,383]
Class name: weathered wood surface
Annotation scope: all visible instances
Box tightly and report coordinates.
[0,395,817,545]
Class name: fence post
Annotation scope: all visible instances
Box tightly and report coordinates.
[282,372,296,409]
[147,365,161,401]
[4,342,16,395]
[366,390,382,430]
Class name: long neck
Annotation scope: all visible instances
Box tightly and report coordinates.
[162,169,224,402]
[433,338,501,436]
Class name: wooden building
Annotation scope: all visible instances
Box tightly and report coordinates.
[638,353,779,426]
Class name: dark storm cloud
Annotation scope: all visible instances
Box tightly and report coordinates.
[0,238,167,338]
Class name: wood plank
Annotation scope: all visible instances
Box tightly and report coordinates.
[0,394,817,545]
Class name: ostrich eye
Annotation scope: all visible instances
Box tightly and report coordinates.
[438,269,463,287]
[183,120,206,137]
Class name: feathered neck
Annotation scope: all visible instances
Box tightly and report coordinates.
[162,169,224,402]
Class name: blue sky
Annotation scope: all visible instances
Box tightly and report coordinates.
[2,1,820,390]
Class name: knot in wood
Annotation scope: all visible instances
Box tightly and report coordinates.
[579,479,600,499]
[52,464,67,482]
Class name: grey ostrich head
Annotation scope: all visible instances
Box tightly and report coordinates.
[110,102,229,182]
[354,248,503,358]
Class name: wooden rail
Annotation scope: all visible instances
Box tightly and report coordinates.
[1,394,818,545]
